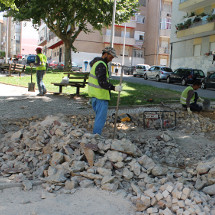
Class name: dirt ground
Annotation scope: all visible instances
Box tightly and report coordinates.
[198,110,215,120]
[0,83,215,214]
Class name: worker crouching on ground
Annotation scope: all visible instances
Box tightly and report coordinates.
[34,47,47,96]
[88,47,122,135]
[180,80,203,114]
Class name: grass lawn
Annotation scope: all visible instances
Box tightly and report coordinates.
[0,70,181,106]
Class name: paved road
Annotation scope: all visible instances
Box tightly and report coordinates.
[112,75,215,99]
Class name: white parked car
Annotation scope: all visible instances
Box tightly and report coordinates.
[133,64,150,77]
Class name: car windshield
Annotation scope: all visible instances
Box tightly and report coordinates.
[136,66,145,69]
[193,70,205,77]
[72,62,78,66]
[162,67,172,72]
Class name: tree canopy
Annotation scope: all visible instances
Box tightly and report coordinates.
[1,0,139,68]
[0,0,16,9]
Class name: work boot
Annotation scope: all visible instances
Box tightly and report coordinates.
[37,93,44,96]
[43,89,47,95]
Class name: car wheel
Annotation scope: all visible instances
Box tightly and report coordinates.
[156,75,160,82]
[167,77,171,83]
[144,74,148,80]
[201,82,206,89]
[181,79,187,86]
[133,74,136,77]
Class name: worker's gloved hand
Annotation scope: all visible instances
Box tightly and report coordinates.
[30,63,34,67]
[115,85,123,92]
[187,107,192,115]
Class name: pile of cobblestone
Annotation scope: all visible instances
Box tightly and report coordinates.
[0,111,215,214]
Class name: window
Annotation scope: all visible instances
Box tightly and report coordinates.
[121,31,130,38]
[106,29,111,36]
[193,44,201,56]
[160,18,171,29]
[210,73,215,79]
[133,50,143,58]
[139,0,146,7]
[136,15,145,24]
[139,35,144,41]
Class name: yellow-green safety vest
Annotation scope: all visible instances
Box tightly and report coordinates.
[36,54,47,70]
[88,60,110,100]
[180,86,195,105]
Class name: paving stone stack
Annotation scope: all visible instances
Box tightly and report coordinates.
[0,113,215,214]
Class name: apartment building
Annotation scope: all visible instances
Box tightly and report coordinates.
[0,19,4,57]
[170,0,215,74]
[144,0,172,66]
[2,15,22,59]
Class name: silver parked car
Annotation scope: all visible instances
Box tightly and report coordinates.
[143,65,173,81]
[133,64,150,77]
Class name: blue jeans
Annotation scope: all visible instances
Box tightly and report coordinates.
[36,70,46,94]
[91,97,108,135]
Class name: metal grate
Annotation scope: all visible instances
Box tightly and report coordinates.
[143,111,176,130]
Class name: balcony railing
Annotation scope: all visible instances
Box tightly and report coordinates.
[160,29,171,37]
[177,21,215,38]
[103,35,135,46]
[159,47,169,54]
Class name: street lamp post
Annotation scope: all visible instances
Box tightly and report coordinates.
[5,16,9,63]
[110,0,117,48]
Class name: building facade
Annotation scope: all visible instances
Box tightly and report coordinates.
[170,0,215,74]
[2,15,22,59]
[144,0,172,66]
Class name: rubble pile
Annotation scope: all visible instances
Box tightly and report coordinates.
[0,113,215,214]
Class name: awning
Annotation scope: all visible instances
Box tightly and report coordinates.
[48,40,64,49]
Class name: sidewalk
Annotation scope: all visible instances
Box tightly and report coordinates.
[0,83,39,96]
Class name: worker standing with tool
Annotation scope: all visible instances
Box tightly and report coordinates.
[180,80,203,114]
[34,47,47,96]
[88,47,122,135]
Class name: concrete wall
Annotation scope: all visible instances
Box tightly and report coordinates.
[170,0,215,74]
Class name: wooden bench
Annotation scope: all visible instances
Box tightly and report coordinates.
[52,71,89,95]
[8,63,26,77]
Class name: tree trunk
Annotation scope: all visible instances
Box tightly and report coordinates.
[64,41,72,70]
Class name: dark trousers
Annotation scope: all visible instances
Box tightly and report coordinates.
[182,92,202,112]
[36,70,46,94]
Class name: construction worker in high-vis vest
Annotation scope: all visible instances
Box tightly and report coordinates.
[88,47,122,135]
[35,47,47,96]
[180,80,203,114]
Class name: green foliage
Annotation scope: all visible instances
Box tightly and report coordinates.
[199,12,207,17]
[0,0,139,69]
[0,0,16,9]
[0,50,5,57]
[207,14,215,22]
[189,12,195,17]
[193,16,201,23]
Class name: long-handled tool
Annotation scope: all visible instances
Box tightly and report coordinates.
[113,24,126,139]
[113,67,123,139]
[28,63,35,92]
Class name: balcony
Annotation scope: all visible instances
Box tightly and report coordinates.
[179,0,215,12]
[103,35,135,46]
[116,20,137,29]
[38,36,47,46]
[159,47,169,54]
[177,22,215,38]
[160,29,171,37]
